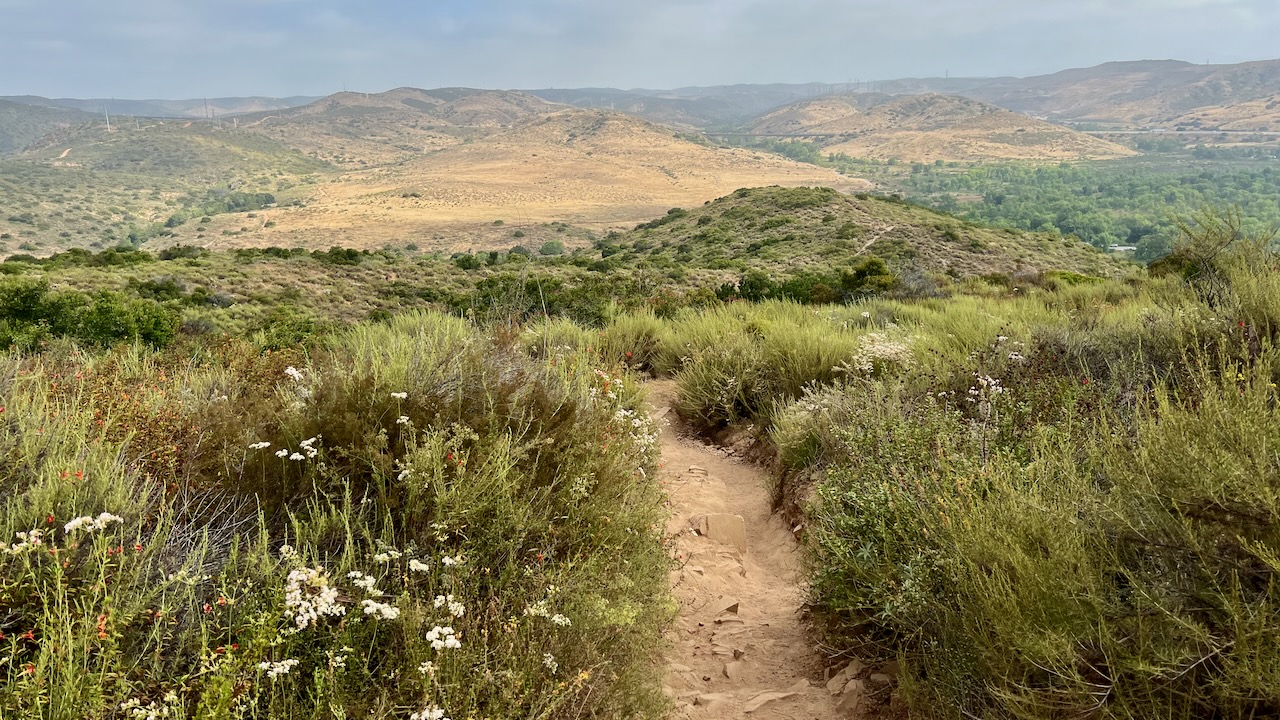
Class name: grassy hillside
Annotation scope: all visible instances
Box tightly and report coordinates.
[745,93,1135,162]
[0,99,97,156]
[614,186,1130,279]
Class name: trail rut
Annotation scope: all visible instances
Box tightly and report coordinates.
[649,381,874,719]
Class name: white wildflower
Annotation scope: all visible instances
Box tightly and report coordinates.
[396,415,411,425]
[275,449,289,458]
[373,548,402,563]
[283,567,345,630]
[861,311,871,319]
[418,660,437,677]
[289,452,306,461]
[409,559,431,573]
[390,392,408,400]
[284,366,305,382]
[409,705,449,720]
[543,652,558,673]
[279,544,298,561]
[440,554,464,567]
[361,599,401,620]
[257,658,300,680]
[348,572,379,594]
[524,599,551,619]
[249,441,271,450]
[63,513,123,534]
[550,613,571,627]
[426,625,460,650]
[434,594,464,618]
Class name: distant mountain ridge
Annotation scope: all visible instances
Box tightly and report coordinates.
[0,95,322,119]
[744,93,1135,162]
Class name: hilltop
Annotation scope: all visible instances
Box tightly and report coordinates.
[612,186,1129,280]
[0,94,321,119]
[228,110,862,250]
[745,93,1134,162]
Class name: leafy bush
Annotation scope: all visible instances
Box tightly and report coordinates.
[0,313,669,719]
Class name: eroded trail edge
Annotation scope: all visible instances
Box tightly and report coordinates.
[649,381,874,719]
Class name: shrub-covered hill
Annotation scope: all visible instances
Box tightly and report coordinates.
[613,186,1134,280]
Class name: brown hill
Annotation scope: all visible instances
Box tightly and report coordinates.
[242,88,565,165]
[887,59,1280,130]
[218,109,866,251]
[747,93,1134,162]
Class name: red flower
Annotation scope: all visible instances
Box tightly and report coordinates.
[20,630,34,641]
[1082,378,1090,385]
[1240,321,1247,328]
[134,543,143,553]
[45,515,54,525]
[203,604,213,614]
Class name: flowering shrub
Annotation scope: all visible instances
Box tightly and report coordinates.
[0,312,669,719]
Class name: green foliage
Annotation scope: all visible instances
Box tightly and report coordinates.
[0,314,669,719]
[0,277,178,349]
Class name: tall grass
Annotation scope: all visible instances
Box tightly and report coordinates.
[1,312,670,719]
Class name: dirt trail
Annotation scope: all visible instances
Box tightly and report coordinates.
[58,148,71,159]
[649,381,869,719]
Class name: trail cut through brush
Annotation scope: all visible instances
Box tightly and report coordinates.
[648,381,897,719]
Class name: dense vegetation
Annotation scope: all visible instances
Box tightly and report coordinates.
[729,135,1280,263]
[526,208,1280,718]
[1,314,669,719]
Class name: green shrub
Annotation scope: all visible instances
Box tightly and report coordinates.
[0,313,670,719]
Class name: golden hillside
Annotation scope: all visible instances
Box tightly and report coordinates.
[201,109,865,251]
[241,88,564,165]
[748,93,1135,162]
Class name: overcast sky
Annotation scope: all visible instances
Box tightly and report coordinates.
[2,0,1278,98]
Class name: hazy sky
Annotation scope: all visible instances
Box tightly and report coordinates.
[2,0,1278,98]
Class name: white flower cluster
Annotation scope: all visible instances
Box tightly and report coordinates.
[433,594,465,618]
[409,705,449,720]
[284,366,305,382]
[284,567,345,630]
[390,392,408,400]
[257,658,300,680]
[968,374,1005,400]
[843,330,915,376]
[409,559,431,573]
[396,415,411,425]
[543,652,559,673]
[348,571,380,595]
[373,548,403,564]
[613,406,658,453]
[1,528,44,555]
[119,692,180,720]
[63,512,124,534]
[525,596,571,626]
[248,441,271,450]
[276,436,320,461]
[426,625,461,650]
[440,554,464,567]
[418,660,437,676]
[361,598,402,620]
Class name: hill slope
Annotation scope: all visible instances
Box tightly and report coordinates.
[882,59,1280,129]
[613,186,1129,279]
[239,110,865,250]
[0,99,98,156]
[746,93,1134,162]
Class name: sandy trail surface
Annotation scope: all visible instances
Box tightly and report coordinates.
[649,381,873,719]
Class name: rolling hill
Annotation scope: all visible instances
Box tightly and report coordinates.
[611,185,1129,280]
[221,109,864,251]
[0,95,322,119]
[880,59,1280,130]
[0,99,98,156]
[745,93,1134,162]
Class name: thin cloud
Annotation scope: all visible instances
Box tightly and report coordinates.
[0,0,1277,96]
